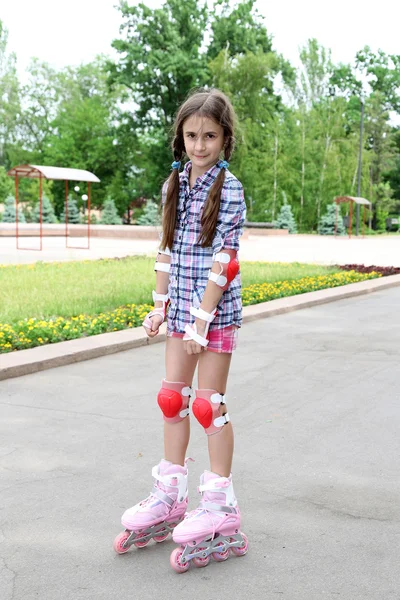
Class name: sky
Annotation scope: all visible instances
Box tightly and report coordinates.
[1,0,399,78]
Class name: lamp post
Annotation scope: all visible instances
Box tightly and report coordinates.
[81,194,88,217]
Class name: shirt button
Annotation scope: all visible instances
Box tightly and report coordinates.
[178,236,182,240]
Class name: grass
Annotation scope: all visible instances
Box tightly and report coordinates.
[1,257,340,324]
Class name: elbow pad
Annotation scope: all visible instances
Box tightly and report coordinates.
[208,249,239,291]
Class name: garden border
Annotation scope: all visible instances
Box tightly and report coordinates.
[1,274,400,381]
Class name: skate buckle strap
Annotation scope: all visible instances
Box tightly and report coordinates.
[151,487,175,507]
[158,247,171,256]
[201,501,237,513]
[151,465,188,502]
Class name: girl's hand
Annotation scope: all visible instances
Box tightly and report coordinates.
[184,338,204,355]
[143,312,164,338]
[183,319,207,355]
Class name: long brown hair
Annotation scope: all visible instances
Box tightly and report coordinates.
[160,88,236,250]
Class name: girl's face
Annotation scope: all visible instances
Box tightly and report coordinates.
[182,114,225,176]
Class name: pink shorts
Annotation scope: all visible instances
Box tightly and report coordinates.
[167,326,238,354]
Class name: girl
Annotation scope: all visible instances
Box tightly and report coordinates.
[114,88,248,572]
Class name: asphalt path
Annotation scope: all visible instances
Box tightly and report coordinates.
[1,288,399,599]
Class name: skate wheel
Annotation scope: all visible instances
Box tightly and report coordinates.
[113,531,131,554]
[154,529,169,543]
[212,542,229,562]
[133,532,150,548]
[170,548,190,573]
[230,533,249,557]
[193,547,210,568]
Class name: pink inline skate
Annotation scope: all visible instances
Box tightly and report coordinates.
[113,460,189,554]
[170,471,248,572]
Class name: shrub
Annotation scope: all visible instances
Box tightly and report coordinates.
[60,197,80,224]
[2,195,26,223]
[136,199,161,226]
[318,203,345,235]
[274,203,297,233]
[100,198,122,225]
[81,213,98,224]
[32,195,57,223]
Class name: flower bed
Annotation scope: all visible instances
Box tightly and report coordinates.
[242,270,380,305]
[339,264,400,276]
[0,270,380,354]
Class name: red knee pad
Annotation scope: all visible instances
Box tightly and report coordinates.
[157,380,191,424]
[193,389,230,435]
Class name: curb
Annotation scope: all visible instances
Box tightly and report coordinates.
[2,274,400,381]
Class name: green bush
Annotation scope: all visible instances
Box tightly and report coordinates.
[136,200,161,226]
[32,195,58,223]
[60,197,80,224]
[100,198,122,225]
[274,203,297,233]
[2,195,26,223]
[81,213,98,224]
[318,203,345,235]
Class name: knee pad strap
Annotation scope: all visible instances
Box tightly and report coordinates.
[157,380,191,424]
[192,389,230,435]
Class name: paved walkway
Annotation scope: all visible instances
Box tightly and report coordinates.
[1,288,399,599]
[1,233,400,265]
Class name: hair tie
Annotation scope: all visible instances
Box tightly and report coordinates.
[171,160,181,170]
[220,160,230,169]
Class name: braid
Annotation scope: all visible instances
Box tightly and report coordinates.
[199,145,233,248]
[160,133,184,251]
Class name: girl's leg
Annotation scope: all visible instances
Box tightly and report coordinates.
[164,337,199,466]
[197,351,233,477]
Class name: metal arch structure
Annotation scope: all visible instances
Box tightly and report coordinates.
[7,165,100,251]
[334,196,372,239]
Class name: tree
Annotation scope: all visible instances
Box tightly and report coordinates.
[2,195,26,223]
[274,202,297,233]
[318,203,345,235]
[100,198,122,225]
[0,165,13,201]
[208,0,272,60]
[136,200,161,225]
[32,195,57,223]
[0,20,20,167]
[60,197,80,224]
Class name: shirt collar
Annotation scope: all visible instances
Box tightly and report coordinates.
[180,160,224,191]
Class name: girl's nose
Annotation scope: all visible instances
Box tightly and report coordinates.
[194,136,205,151]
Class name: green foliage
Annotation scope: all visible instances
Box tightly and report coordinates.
[100,198,122,225]
[274,203,297,233]
[81,213,98,224]
[3,195,26,223]
[32,195,57,223]
[318,203,345,235]
[1,9,400,233]
[0,166,13,200]
[136,200,161,225]
[60,197,80,224]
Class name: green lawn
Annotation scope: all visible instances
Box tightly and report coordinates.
[0,257,340,324]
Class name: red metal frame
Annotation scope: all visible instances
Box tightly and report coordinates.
[15,172,43,251]
[8,165,97,252]
[334,197,370,239]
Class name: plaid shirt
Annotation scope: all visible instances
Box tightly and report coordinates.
[162,160,246,334]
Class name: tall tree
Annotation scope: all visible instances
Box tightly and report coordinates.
[0,20,19,167]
